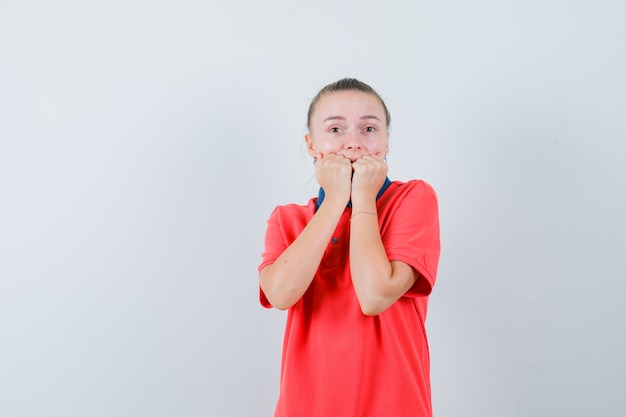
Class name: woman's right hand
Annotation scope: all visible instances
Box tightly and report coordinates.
[314,153,352,207]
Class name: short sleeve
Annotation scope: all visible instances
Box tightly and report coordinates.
[258,208,286,308]
[257,202,315,308]
[382,181,440,297]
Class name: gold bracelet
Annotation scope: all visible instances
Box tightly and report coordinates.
[351,210,377,219]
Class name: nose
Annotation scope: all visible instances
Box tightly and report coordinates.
[344,130,363,150]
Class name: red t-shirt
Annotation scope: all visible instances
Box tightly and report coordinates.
[259,180,440,417]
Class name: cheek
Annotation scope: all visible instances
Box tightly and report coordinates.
[367,139,388,154]
[318,140,341,154]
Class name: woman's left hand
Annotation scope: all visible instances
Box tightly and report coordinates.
[351,153,388,202]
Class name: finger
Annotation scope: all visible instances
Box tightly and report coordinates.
[368,153,385,162]
[353,155,378,165]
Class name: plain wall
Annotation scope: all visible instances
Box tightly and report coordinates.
[1,1,624,416]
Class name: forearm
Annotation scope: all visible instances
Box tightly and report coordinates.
[260,199,345,310]
[350,199,415,316]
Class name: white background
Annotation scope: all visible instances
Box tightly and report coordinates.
[1,1,625,416]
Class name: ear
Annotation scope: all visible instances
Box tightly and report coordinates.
[305,134,318,158]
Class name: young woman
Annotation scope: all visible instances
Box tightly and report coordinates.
[259,78,440,417]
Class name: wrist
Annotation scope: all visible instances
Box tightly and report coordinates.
[350,195,377,209]
[320,194,350,211]
[351,185,379,202]
[351,210,377,219]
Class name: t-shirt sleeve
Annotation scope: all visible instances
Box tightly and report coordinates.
[258,207,286,308]
[383,181,440,297]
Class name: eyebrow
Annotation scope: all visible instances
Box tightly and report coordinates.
[322,115,381,123]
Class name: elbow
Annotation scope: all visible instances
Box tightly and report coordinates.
[269,298,293,311]
[260,268,298,310]
[357,295,391,316]
[261,285,299,311]
[262,289,295,311]
[356,283,402,316]
[360,306,384,317]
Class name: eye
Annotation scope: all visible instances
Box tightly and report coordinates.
[364,126,376,133]
[329,127,341,133]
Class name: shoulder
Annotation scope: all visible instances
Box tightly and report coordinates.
[264,198,317,242]
[266,198,317,226]
[386,179,438,203]
[377,179,439,222]
[392,179,436,193]
[270,198,317,216]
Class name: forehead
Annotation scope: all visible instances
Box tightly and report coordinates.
[313,91,385,121]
